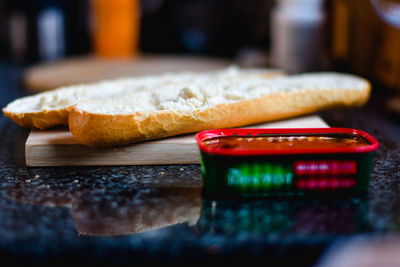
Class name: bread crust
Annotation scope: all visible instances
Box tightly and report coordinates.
[2,107,69,129]
[69,84,371,147]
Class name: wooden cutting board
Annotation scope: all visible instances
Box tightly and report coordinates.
[24,55,232,91]
[25,115,328,166]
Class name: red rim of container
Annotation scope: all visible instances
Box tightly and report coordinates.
[195,128,379,156]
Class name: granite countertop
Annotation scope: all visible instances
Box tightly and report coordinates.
[1,63,400,266]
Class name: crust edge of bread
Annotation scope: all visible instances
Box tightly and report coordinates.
[68,83,371,147]
[2,107,69,129]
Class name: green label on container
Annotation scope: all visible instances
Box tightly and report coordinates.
[227,162,293,190]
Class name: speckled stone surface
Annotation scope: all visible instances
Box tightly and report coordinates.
[0,107,399,266]
[1,64,400,266]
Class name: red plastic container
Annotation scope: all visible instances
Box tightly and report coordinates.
[196,128,379,197]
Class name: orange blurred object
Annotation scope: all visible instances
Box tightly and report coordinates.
[91,0,140,58]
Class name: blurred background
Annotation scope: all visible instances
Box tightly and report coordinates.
[0,0,399,92]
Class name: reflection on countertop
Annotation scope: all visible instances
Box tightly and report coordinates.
[7,175,370,239]
[72,187,201,236]
[7,177,202,236]
[199,198,370,238]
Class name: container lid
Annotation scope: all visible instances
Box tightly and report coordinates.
[195,128,379,156]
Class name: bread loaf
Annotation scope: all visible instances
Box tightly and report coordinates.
[3,67,280,129]
[68,72,370,147]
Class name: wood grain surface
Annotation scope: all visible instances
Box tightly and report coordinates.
[25,115,328,166]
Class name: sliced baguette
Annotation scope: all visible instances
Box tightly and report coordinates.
[3,67,281,129]
[69,73,371,147]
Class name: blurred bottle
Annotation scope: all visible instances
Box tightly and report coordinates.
[270,0,326,73]
[36,0,91,61]
[36,0,66,61]
[5,0,90,63]
[90,0,140,58]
